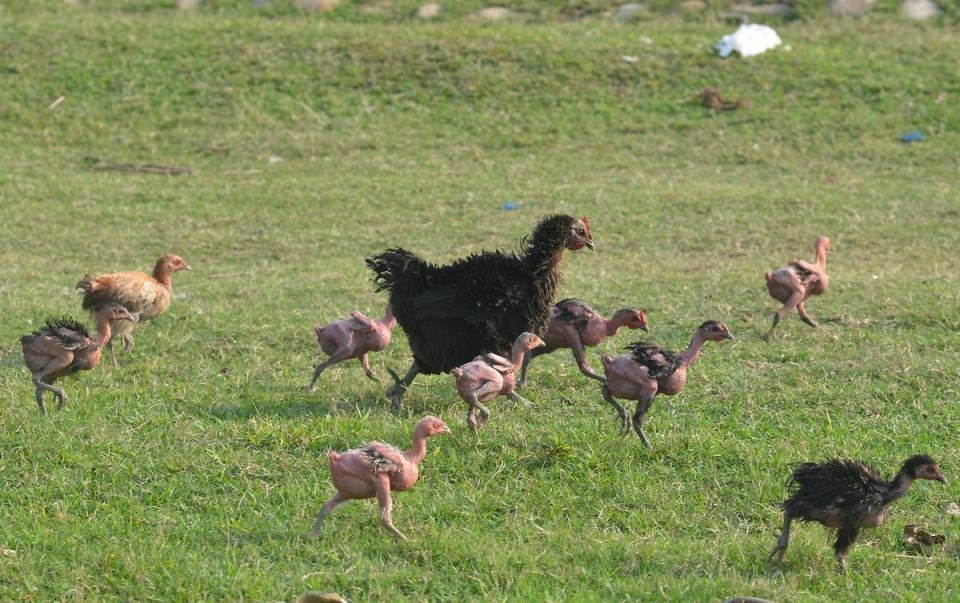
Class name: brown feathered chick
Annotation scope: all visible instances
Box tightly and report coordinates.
[21,303,138,414]
[76,254,191,364]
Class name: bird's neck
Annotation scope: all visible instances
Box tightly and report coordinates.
[93,314,114,347]
[153,266,174,289]
[510,343,531,372]
[604,317,623,337]
[884,471,914,504]
[404,432,428,465]
[814,244,828,269]
[677,333,708,367]
[382,304,397,329]
[522,222,569,276]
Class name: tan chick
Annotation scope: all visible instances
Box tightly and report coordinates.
[76,254,191,364]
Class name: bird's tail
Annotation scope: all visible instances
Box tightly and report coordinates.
[366,248,425,293]
[75,275,114,311]
[75,274,95,293]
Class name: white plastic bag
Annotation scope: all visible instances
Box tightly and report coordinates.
[715,24,782,58]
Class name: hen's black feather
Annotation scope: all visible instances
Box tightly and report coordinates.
[366,215,580,374]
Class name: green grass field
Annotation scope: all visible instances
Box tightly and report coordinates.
[1,2,958,601]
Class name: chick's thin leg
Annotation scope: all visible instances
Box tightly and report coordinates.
[631,398,654,450]
[763,290,804,341]
[833,527,859,573]
[570,338,604,383]
[796,302,819,328]
[310,492,346,538]
[601,385,630,436]
[375,476,407,541]
[308,347,355,390]
[358,353,375,379]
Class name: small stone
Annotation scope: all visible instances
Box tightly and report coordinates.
[416,2,441,19]
[614,3,648,21]
[828,0,876,16]
[473,7,518,22]
[901,0,939,20]
[674,0,708,13]
[294,0,340,11]
[729,3,795,17]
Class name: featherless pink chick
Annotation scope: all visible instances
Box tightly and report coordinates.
[518,298,647,388]
[600,320,733,449]
[310,416,450,541]
[451,332,544,431]
[763,236,830,340]
[308,304,397,390]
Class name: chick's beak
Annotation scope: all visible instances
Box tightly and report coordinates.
[936,474,948,485]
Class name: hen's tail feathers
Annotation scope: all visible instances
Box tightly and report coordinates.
[366,248,423,293]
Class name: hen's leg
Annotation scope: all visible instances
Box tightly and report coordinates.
[107,339,118,366]
[768,510,793,562]
[375,476,407,540]
[601,385,629,436]
[310,492,347,538]
[385,363,419,411]
[796,302,819,328]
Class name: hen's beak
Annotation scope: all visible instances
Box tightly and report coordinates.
[723,332,735,341]
[936,474,947,485]
[585,240,595,250]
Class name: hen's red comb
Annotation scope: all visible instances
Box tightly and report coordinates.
[581,216,591,232]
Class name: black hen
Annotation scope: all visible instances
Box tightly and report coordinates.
[769,454,947,571]
[366,214,594,408]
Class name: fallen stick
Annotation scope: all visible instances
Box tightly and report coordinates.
[83,155,191,175]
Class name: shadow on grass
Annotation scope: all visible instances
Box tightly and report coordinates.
[202,386,387,421]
